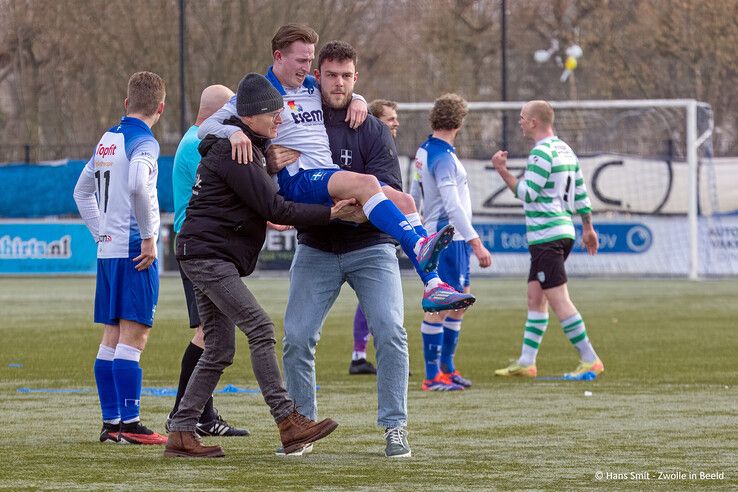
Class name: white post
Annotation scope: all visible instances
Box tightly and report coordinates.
[687,100,699,280]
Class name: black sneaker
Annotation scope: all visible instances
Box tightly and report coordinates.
[349,358,377,375]
[99,422,120,443]
[196,414,250,437]
[119,421,168,445]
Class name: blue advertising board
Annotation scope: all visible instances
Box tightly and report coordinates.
[0,222,97,274]
[474,222,653,254]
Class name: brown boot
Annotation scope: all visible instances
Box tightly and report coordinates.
[163,430,225,458]
[277,410,338,455]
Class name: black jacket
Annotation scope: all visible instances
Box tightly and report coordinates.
[176,116,330,276]
[296,107,402,254]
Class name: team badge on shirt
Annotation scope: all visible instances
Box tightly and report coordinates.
[340,149,352,168]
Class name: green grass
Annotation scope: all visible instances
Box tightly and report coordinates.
[1,276,737,490]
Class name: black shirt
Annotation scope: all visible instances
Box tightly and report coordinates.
[296,107,402,254]
[176,117,331,276]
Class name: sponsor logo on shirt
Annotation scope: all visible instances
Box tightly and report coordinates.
[97,143,117,158]
[287,100,323,125]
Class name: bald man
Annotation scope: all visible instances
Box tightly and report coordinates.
[167,85,250,437]
[492,100,603,380]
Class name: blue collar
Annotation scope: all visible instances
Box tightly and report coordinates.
[265,66,316,96]
[427,135,455,153]
[120,116,153,135]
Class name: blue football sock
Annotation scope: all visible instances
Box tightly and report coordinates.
[421,322,444,379]
[113,358,142,423]
[406,212,428,237]
[364,196,421,263]
[440,318,462,373]
[94,358,119,422]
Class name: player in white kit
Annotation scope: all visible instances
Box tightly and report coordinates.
[410,94,492,391]
[73,71,167,445]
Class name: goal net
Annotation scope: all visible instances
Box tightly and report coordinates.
[395,100,737,278]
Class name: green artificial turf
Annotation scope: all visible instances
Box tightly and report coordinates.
[0,277,736,490]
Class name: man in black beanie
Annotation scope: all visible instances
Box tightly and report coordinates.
[164,73,363,458]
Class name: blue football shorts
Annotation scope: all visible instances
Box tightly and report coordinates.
[437,240,471,293]
[94,256,159,327]
[278,168,341,206]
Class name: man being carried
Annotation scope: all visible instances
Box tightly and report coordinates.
[198,23,474,312]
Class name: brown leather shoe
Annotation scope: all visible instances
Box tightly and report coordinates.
[163,430,225,458]
[277,410,338,455]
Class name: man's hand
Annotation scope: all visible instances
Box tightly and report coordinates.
[265,145,300,175]
[346,98,368,129]
[230,130,253,164]
[469,237,493,268]
[330,198,367,223]
[582,226,599,255]
[491,150,509,173]
[133,237,157,271]
[492,150,518,193]
[267,221,293,232]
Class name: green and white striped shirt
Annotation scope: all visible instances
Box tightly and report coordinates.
[515,136,592,245]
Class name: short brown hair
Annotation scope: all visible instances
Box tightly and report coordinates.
[369,99,397,118]
[126,71,165,116]
[317,40,357,71]
[271,23,319,54]
[525,100,555,126]
[429,93,468,131]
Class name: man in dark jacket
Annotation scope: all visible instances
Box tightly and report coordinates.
[269,41,413,458]
[164,73,362,459]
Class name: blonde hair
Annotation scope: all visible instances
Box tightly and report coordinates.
[126,71,165,116]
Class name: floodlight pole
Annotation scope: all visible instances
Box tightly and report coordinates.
[179,0,187,137]
[500,0,508,151]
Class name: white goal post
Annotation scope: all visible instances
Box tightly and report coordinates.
[396,99,716,279]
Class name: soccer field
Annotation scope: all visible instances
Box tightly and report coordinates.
[0,276,736,490]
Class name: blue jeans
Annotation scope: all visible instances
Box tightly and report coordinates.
[283,243,408,428]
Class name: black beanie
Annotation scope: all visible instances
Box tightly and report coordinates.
[236,73,283,117]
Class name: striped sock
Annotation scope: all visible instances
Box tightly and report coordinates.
[421,321,444,380]
[440,317,462,374]
[561,313,598,363]
[518,311,548,367]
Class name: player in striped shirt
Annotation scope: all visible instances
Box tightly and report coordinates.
[491,100,604,379]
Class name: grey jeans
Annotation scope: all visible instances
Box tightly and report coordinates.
[170,257,294,432]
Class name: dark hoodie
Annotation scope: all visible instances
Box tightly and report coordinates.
[176,116,330,277]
